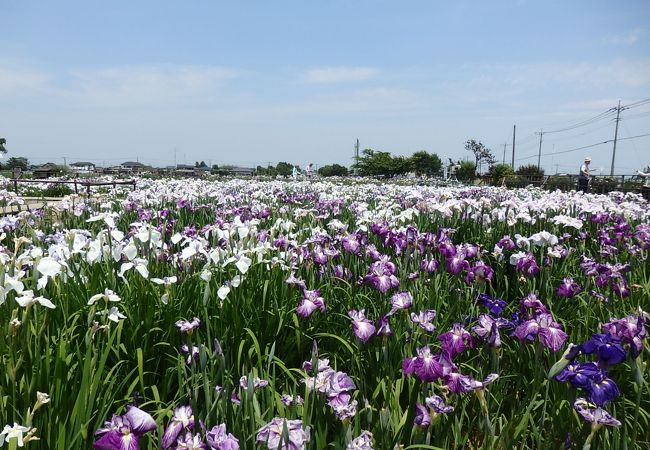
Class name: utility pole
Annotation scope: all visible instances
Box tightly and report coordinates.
[610,100,621,176]
[354,138,360,174]
[535,129,544,170]
[502,143,507,164]
[174,147,177,168]
[511,125,516,169]
[63,157,67,167]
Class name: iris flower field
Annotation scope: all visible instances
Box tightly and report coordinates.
[0,178,648,450]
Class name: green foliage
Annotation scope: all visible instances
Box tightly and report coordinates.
[355,149,409,178]
[409,150,442,177]
[455,160,477,181]
[275,161,294,177]
[0,137,6,154]
[488,163,515,186]
[516,164,545,177]
[318,164,349,177]
[5,156,29,170]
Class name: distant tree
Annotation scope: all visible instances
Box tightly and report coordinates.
[516,164,545,177]
[488,163,515,185]
[318,164,349,177]
[5,157,29,170]
[465,140,495,174]
[198,161,207,168]
[409,150,442,177]
[275,162,293,177]
[354,149,408,178]
[0,138,7,154]
[456,161,477,182]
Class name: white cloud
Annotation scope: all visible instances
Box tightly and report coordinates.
[0,67,51,95]
[304,66,378,84]
[604,28,644,45]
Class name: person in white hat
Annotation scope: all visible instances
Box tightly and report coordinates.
[578,157,591,192]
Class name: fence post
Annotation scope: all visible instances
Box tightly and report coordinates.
[13,180,18,193]
[74,181,78,194]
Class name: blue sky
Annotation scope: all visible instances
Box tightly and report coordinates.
[1,0,649,174]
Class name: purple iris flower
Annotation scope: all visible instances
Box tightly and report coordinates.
[414,403,431,428]
[406,346,455,382]
[363,263,400,293]
[519,292,549,315]
[425,395,454,414]
[420,257,439,273]
[496,235,516,250]
[476,294,507,316]
[333,265,351,280]
[390,291,413,313]
[326,371,356,408]
[445,372,498,394]
[162,405,194,449]
[205,423,239,450]
[180,345,200,365]
[557,277,582,298]
[239,375,270,390]
[438,323,475,358]
[342,235,361,254]
[514,313,568,352]
[438,241,456,258]
[581,334,627,365]
[285,272,306,290]
[376,315,393,337]
[602,312,648,358]
[94,406,157,450]
[573,398,621,427]
[312,247,328,266]
[446,253,470,275]
[586,373,620,406]
[555,362,602,389]
[349,309,375,343]
[410,310,437,332]
[515,253,540,277]
[472,314,510,347]
[296,289,326,318]
[465,261,494,284]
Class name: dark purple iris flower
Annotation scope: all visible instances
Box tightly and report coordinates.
[586,373,620,406]
[476,293,507,316]
[581,333,627,365]
[574,398,621,427]
[363,261,399,293]
[438,241,456,258]
[94,406,157,450]
[557,277,582,298]
[555,361,602,389]
[519,292,549,315]
[438,323,475,358]
[446,253,470,275]
[425,395,454,414]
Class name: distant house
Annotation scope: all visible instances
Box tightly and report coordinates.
[120,161,146,172]
[70,161,96,174]
[32,163,61,179]
[224,166,255,177]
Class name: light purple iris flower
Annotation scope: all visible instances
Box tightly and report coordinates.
[296,289,326,318]
[346,431,373,450]
[602,311,648,357]
[349,310,375,343]
[175,317,201,334]
[363,262,399,293]
[239,375,270,390]
[162,405,194,449]
[465,261,494,284]
[175,431,206,449]
[180,345,200,365]
[206,424,239,450]
[390,291,413,313]
[472,314,510,347]
[94,406,157,450]
[256,418,310,450]
[410,310,437,332]
[414,403,431,428]
[573,398,621,427]
[425,395,454,414]
[376,315,393,337]
[516,313,568,352]
[420,257,439,273]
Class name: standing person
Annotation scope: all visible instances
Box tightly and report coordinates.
[292,165,299,180]
[638,165,650,200]
[578,157,591,193]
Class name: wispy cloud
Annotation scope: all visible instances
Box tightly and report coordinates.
[303,66,378,84]
[0,67,51,96]
[604,28,644,45]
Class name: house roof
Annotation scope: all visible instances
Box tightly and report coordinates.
[121,161,145,167]
[70,161,95,166]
